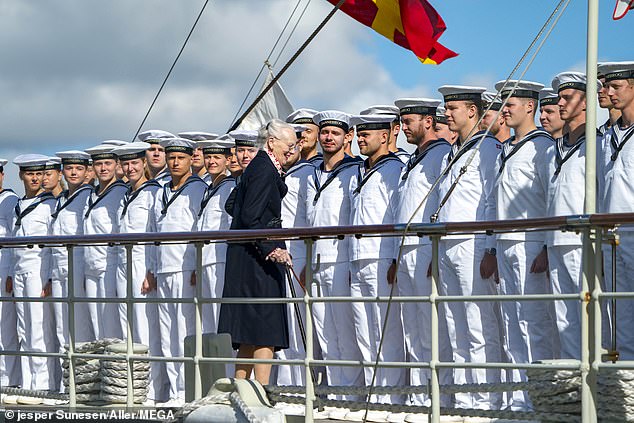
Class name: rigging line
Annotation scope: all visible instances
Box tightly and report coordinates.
[130,0,211,143]
[230,0,306,124]
[228,0,347,132]
[360,0,571,419]
[272,0,314,69]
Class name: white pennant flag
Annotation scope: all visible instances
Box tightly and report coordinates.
[236,70,295,130]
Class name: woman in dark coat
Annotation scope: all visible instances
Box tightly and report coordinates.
[218,119,298,385]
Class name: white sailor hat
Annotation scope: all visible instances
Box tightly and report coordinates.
[350,114,397,131]
[13,154,50,171]
[0,158,7,168]
[436,106,448,124]
[44,157,62,171]
[494,80,544,100]
[178,132,219,142]
[438,85,486,103]
[597,61,634,82]
[159,138,197,155]
[312,110,351,132]
[286,108,319,125]
[551,71,601,93]
[290,124,308,136]
[56,150,91,166]
[112,141,152,161]
[393,98,441,116]
[481,92,503,111]
[228,130,259,147]
[361,105,401,120]
[102,139,129,147]
[85,143,118,161]
[196,138,234,155]
[138,129,175,144]
[539,88,559,107]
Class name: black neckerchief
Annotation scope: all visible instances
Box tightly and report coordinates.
[498,129,551,175]
[161,175,205,215]
[401,139,449,181]
[446,131,489,166]
[52,184,93,220]
[15,191,55,227]
[353,153,402,195]
[199,176,235,216]
[553,130,598,176]
[284,160,314,179]
[84,180,127,218]
[121,179,161,218]
[610,118,634,162]
[312,155,361,203]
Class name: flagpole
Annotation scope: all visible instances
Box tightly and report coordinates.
[582,0,598,421]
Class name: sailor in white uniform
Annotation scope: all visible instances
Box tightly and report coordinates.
[546,73,603,361]
[305,111,363,411]
[229,130,260,171]
[539,89,565,139]
[389,98,453,408]
[360,105,410,163]
[434,106,459,144]
[286,108,323,166]
[152,138,207,406]
[179,132,218,184]
[487,80,557,409]
[111,142,167,404]
[8,155,57,396]
[436,85,502,410]
[348,114,406,412]
[49,151,93,390]
[138,129,175,186]
[599,62,634,359]
[0,159,20,393]
[195,138,235,334]
[83,142,128,340]
[480,92,511,142]
[597,63,622,137]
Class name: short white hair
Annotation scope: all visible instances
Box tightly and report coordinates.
[257,119,296,149]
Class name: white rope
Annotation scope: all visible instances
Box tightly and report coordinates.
[230,391,264,423]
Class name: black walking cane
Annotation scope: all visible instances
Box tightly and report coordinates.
[285,265,319,386]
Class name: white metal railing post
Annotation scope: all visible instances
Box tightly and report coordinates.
[304,238,315,422]
[194,242,204,400]
[67,244,76,407]
[430,235,441,423]
[581,227,597,422]
[125,243,134,408]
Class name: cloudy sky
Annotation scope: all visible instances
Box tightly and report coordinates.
[1,0,631,190]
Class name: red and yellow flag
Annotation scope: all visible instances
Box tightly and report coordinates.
[328,0,457,65]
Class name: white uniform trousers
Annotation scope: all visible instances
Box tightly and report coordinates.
[439,238,502,410]
[0,273,20,387]
[548,245,582,359]
[158,271,195,400]
[312,261,364,400]
[13,271,52,391]
[498,240,558,410]
[275,258,305,387]
[85,268,122,340]
[397,245,453,407]
[603,232,634,359]
[350,258,406,405]
[52,270,95,348]
[201,263,225,334]
[116,266,168,402]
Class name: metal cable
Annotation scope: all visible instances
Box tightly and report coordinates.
[130,0,211,142]
[272,0,314,68]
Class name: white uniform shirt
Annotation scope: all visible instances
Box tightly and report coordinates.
[395,139,450,249]
[83,181,128,276]
[153,168,172,187]
[282,161,315,262]
[395,148,412,164]
[349,153,404,261]
[11,192,56,276]
[306,156,361,263]
[601,121,634,219]
[437,131,501,240]
[117,180,161,274]
[50,185,92,280]
[495,130,554,243]
[153,175,207,274]
[0,189,19,273]
[546,132,595,246]
[197,176,235,266]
